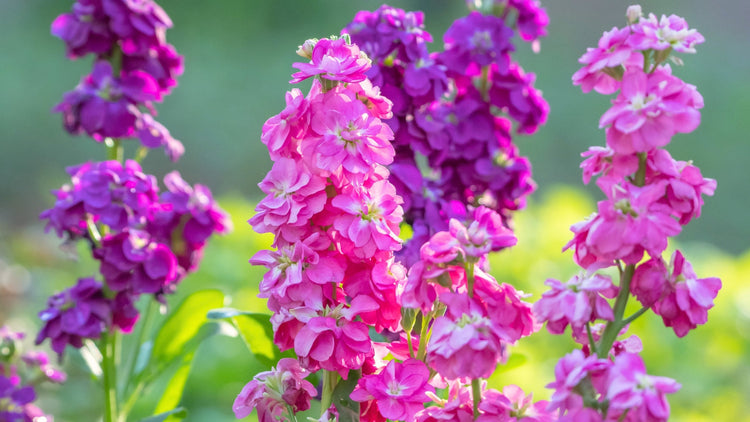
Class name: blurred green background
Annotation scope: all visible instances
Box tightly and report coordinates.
[0,0,748,421]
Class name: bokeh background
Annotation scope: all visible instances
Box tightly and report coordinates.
[1,0,748,421]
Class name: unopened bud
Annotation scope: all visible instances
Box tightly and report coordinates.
[626,5,642,24]
[296,38,318,59]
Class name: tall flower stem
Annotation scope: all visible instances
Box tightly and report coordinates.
[471,378,481,419]
[101,329,119,422]
[105,138,123,162]
[320,370,339,416]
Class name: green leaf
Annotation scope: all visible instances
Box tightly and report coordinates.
[138,407,187,422]
[153,323,221,417]
[332,370,360,422]
[151,289,224,370]
[494,352,527,374]
[207,307,279,366]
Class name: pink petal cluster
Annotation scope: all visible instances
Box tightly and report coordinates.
[605,353,680,422]
[533,273,617,334]
[233,358,316,421]
[631,250,721,337]
[350,359,434,421]
[449,206,517,259]
[291,37,371,84]
[629,13,705,54]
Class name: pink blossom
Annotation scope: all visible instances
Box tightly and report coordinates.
[427,292,504,380]
[546,350,610,415]
[579,146,639,185]
[232,358,317,420]
[605,353,680,422]
[330,180,403,260]
[629,14,704,54]
[533,272,617,335]
[304,87,395,178]
[344,79,394,120]
[249,158,327,243]
[344,259,405,332]
[601,66,703,154]
[261,88,310,160]
[449,206,517,259]
[474,271,537,344]
[416,383,475,422]
[632,250,721,337]
[572,27,637,95]
[291,37,371,84]
[350,359,434,421]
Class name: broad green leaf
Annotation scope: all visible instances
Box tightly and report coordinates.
[332,371,360,422]
[151,289,224,369]
[208,307,279,366]
[138,407,187,422]
[153,323,221,417]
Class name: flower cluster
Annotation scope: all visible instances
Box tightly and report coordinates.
[38,0,231,359]
[343,2,549,266]
[52,0,184,160]
[534,5,721,420]
[1,326,66,421]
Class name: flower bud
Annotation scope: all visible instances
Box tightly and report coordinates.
[626,5,642,24]
[296,38,317,59]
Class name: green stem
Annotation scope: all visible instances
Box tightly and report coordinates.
[471,378,482,419]
[416,313,430,361]
[466,261,476,298]
[105,138,123,162]
[320,370,338,416]
[596,264,634,358]
[585,323,598,356]
[622,306,649,326]
[406,332,415,359]
[121,298,156,397]
[101,330,119,422]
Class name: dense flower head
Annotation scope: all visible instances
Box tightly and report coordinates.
[629,13,705,54]
[350,358,434,421]
[344,259,405,332]
[442,11,514,75]
[601,66,703,154]
[261,88,310,160]
[449,206,517,258]
[0,373,39,422]
[533,272,618,335]
[40,159,159,239]
[232,358,317,421]
[631,250,721,337]
[54,61,184,160]
[35,277,112,356]
[416,383,475,422]
[291,37,372,84]
[572,26,636,95]
[343,5,432,63]
[546,349,610,415]
[488,62,549,135]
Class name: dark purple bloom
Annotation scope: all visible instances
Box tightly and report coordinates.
[122,42,184,96]
[101,0,173,55]
[343,5,432,63]
[51,0,115,58]
[488,62,549,134]
[36,278,112,356]
[442,11,514,75]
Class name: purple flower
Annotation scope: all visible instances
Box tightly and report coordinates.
[122,43,183,96]
[51,0,114,58]
[0,374,37,422]
[488,62,549,135]
[36,278,112,356]
[343,5,432,63]
[442,11,514,75]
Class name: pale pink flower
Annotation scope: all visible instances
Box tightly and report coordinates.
[350,359,434,421]
[533,272,617,335]
[232,358,317,420]
[629,14,704,54]
[546,350,610,415]
[291,37,371,84]
[605,353,680,422]
[601,66,703,154]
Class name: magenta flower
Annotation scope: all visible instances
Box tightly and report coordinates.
[579,146,639,186]
[449,206,517,259]
[291,37,371,84]
[572,26,635,95]
[35,278,112,356]
[344,259,405,332]
[233,358,316,421]
[416,383,475,422]
[546,349,610,415]
[52,0,114,58]
[343,6,432,63]
[122,43,183,96]
[509,0,549,43]
[632,250,721,337]
[601,66,703,154]
[261,88,310,160]
[605,353,680,422]
[629,13,704,54]
[533,272,617,335]
[350,359,434,421]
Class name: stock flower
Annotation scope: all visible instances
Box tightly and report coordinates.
[509,0,549,43]
[442,11,514,75]
[579,146,639,185]
[449,206,517,258]
[572,26,635,95]
[122,43,183,95]
[533,272,617,335]
[350,359,434,421]
[605,353,680,422]
[601,66,703,154]
[21,352,68,384]
[344,259,405,332]
[488,62,549,135]
[261,88,309,160]
[343,6,432,62]
[102,0,173,54]
[631,250,721,337]
[291,37,371,84]
[136,114,184,162]
[36,277,111,356]
[233,358,316,421]
[416,383,475,422]
[629,13,704,54]
[0,374,37,422]
[546,349,609,414]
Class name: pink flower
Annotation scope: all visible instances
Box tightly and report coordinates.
[331,180,403,260]
[579,146,639,186]
[293,296,377,378]
[474,271,537,344]
[232,358,317,420]
[449,206,517,259]
[572,27,638,95]
[427,293,504,380]
[546,350,610,414]
[350,359,434,421]
[416,383,475,422]
[533,272,617,335]
[632,250,721,337]
[291,37,371,84]
[249,158,328,243]
[601,66,703,154]
[344,259,405,332]
[261,88,310,160]
[629,13,704,54]
[605,353,680,422]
